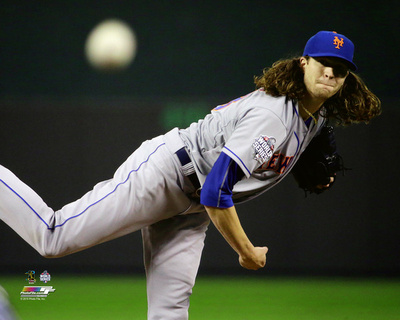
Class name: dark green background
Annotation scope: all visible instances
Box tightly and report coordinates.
[1,0,398,98]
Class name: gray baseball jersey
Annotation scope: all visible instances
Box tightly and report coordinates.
[0,89,324,319]
[179,89,325,202]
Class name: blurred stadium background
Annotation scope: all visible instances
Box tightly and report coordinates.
[0,1,399,319]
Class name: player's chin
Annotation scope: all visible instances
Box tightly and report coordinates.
[314,90,338,101]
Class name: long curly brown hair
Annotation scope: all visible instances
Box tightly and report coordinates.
[254,57,382,125]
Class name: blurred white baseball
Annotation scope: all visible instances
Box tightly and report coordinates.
[85,19,137,71]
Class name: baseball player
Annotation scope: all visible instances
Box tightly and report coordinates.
[0,31,381,319]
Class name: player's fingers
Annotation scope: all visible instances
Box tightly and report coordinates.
[261,247,268,267]
[317,176,335,189]
[256,247,268,268]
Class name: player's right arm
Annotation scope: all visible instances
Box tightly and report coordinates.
[204,205,268,270]
[200,152,268,270]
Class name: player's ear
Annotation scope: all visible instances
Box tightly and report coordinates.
[299,56,308,71]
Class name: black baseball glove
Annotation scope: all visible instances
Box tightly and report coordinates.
[291,126,346,195]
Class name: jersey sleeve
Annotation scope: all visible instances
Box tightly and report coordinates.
[222,108,288,177]
[200,152,244,208]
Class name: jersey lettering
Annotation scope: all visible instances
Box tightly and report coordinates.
[276,154,294,174]
[213,92,252,111]
[256,153,294,175]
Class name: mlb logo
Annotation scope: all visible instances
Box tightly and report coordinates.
[40,271,51,283]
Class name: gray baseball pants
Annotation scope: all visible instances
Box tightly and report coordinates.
[0,130,209,319]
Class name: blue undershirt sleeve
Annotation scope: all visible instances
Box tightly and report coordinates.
[200,152,245,208]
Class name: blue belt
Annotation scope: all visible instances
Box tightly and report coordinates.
[176,147,201,191]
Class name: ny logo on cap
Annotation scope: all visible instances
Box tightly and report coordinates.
[333,36,344,49]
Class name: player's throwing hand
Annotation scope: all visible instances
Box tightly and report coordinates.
[239,246,269,270]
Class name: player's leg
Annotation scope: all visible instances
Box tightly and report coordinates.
[0,135,192,257]
[0,286,18,320]
[142,211,209,320]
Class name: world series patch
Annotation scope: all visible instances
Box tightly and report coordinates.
[253,135,276,164]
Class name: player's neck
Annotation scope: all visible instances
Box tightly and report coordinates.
[298,96,324,121]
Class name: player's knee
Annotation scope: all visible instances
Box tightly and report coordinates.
[41,250,70,259]
[39,251,60,259]
[40,252,62,259]
[38,246,69,259]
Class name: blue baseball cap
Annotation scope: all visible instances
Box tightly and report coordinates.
[303,31,357,71]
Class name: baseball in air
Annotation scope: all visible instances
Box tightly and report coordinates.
[85,19,137,71]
